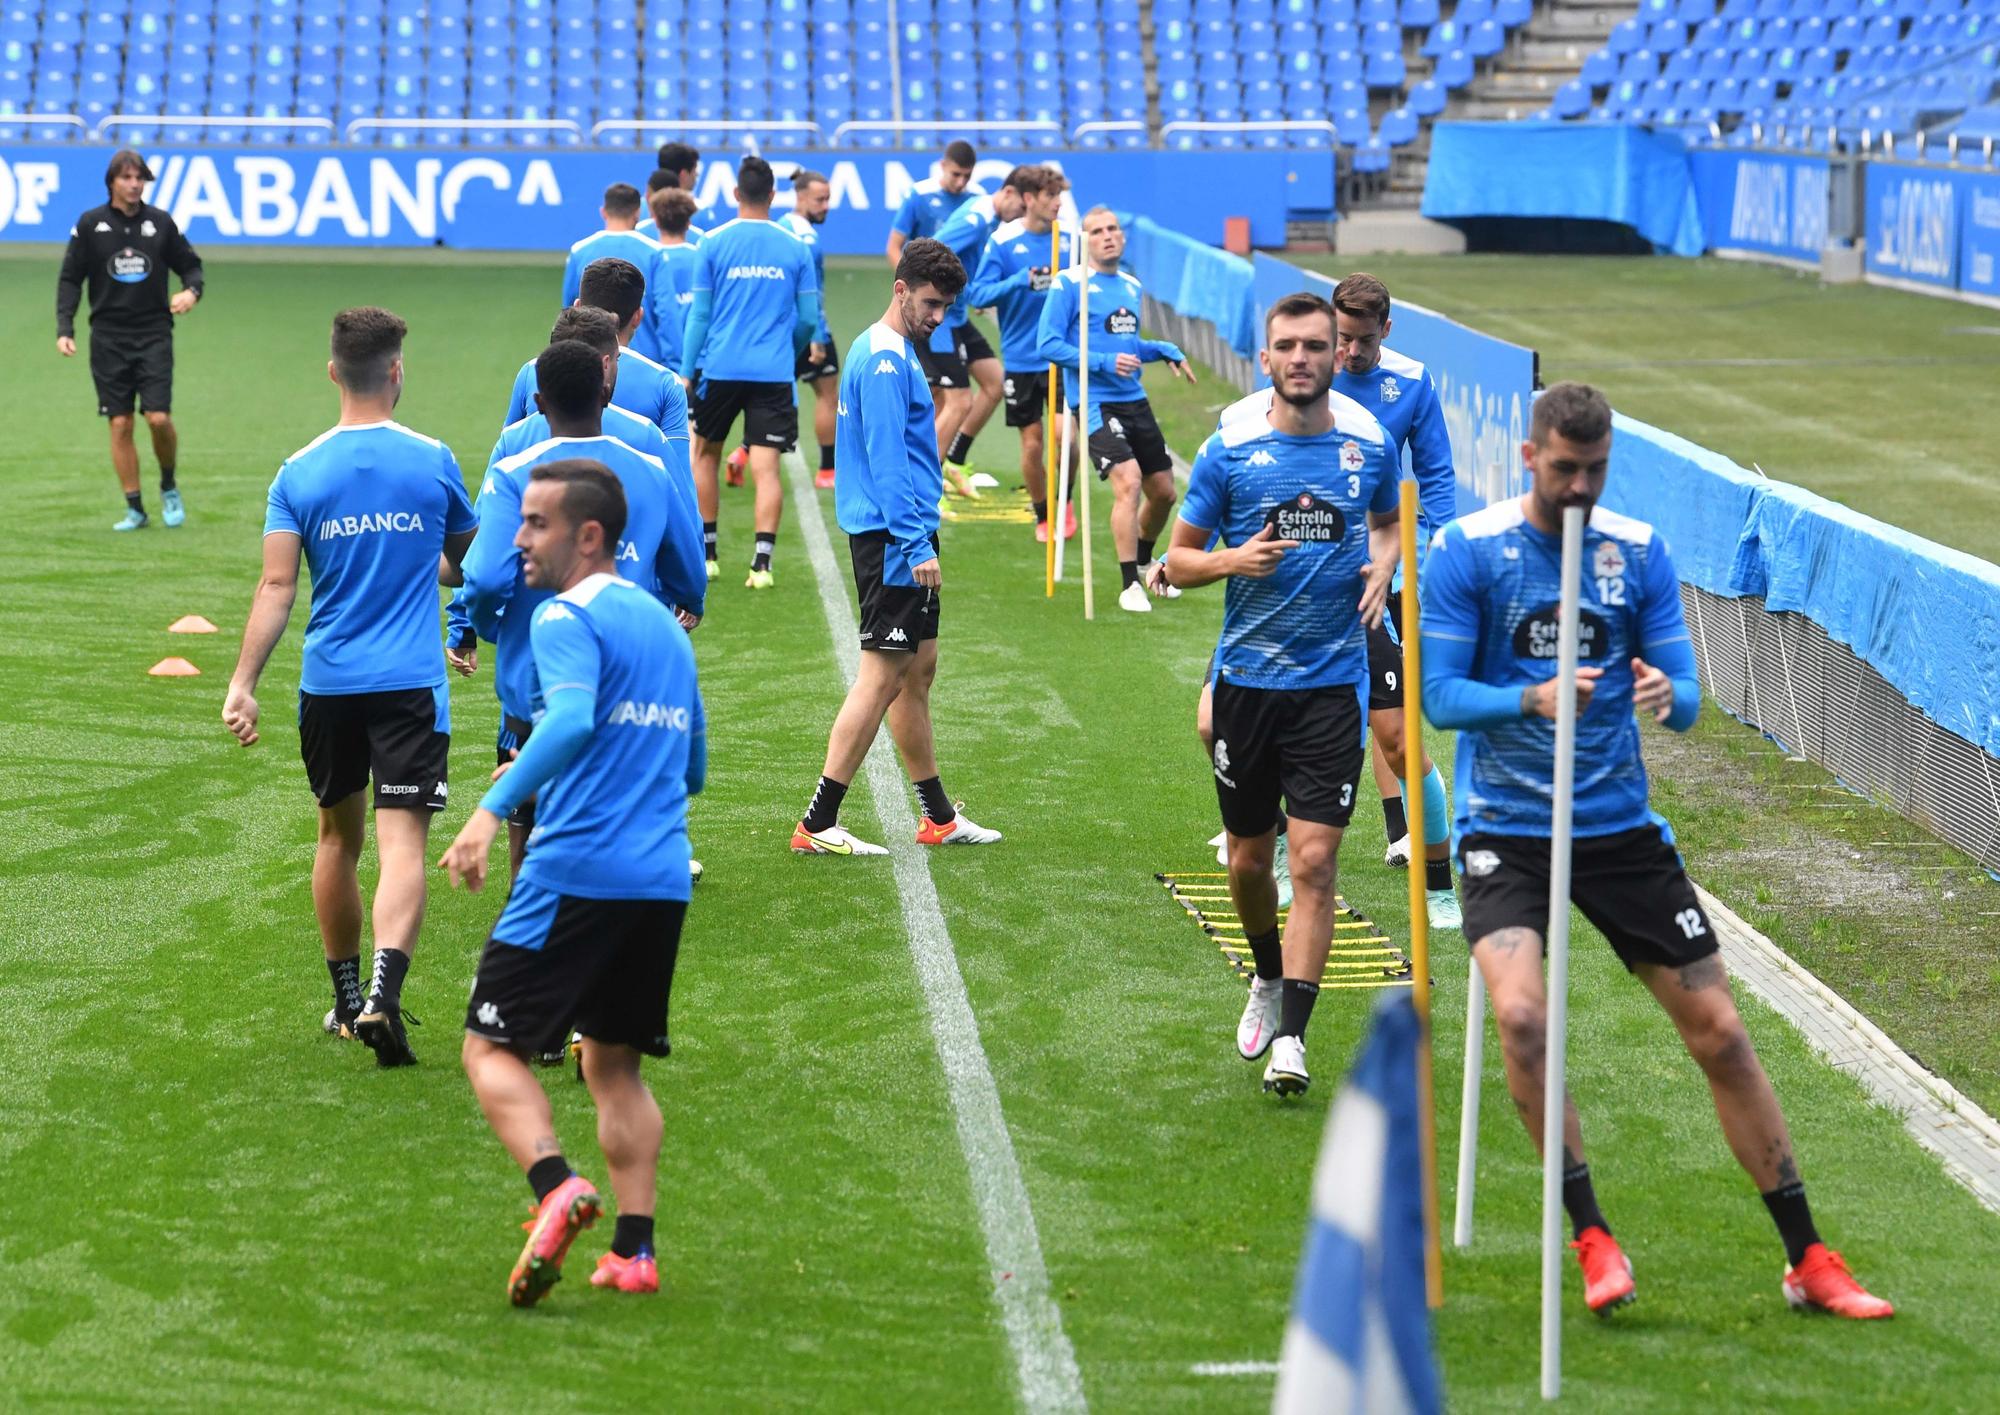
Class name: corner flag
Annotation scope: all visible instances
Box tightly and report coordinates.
[1272,994,1442,1415]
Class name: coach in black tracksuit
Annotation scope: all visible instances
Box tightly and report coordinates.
[56,149,205,531]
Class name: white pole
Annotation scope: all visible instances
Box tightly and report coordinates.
[1453,957,1485,1249]
[1052,226,1076,584]
[1540,504,1586,1402]
[1077,224,1094,621]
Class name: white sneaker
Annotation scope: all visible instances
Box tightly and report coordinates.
[919,811,1002,845]
[1117,580,1153,614]
[1142,561,1182,598]
[690,858,704,884]
[1384,834,1412,868]
[789,822,889,856]
[1427,887,1462,932]
[1236,975,1283,1060]
[1209,829,1228,867]
[1273,831,1293,912]
[1263,1035,1309,1096]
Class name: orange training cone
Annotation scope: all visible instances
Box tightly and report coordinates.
[168,615,218,634]
[148,657,201,677]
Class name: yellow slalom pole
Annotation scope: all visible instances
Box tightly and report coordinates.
[1044,223,1060,598]
[1399,478,1444,1311]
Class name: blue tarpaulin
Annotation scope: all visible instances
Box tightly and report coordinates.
[1126,215,1257,359]
[1422,121,1706,257]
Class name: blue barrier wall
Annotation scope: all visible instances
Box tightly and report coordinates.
[1689,148,1830,265]
[1865,159,2000,303]
[1249,251,1538,516]
[0,146,1329,254]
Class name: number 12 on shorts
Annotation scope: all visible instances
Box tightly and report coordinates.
[1674,907,1707,939]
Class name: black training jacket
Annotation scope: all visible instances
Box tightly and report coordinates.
[55,201,204,339]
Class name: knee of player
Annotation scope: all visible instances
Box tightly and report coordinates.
[143,410,173,428]
[1226,835,1275,877]
[1495,998,1549,1058]
[1288,834,1339,887]
[1371,718,1407,767]
[1685,1009,1756,1076]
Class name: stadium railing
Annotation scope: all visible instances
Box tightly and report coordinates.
[1069,120,1151,144]
[591,120,824,144]
[10,115,88,137]
[344,117,585,143]
[826,119,1063,146]
[97,115,337,141]
[1156,119,1341,147]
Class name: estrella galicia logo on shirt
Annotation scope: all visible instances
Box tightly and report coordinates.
[317,511,426,540]
[1264,491,1346,543]
[109,247,151,283]
[1104,305,1138,336]
[1512,604,1610,661]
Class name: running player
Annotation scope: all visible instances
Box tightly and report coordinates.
[968,167,1076,543]
[926,166,1035,495]
[1420,380,1893,1318]
[458,340,707,885]
[1165,292,1401,1096]
[884,139,983,266]
[791,238,1001,856]
[506,257,690,453]
[222,307,478,1066]
[490,308,676,468]
[1038,206,1195,615]
[645,188,704,376]
[780,169,840,491]
[440,459,703,1306]
[562,184,669,363]
[678,156,819,589]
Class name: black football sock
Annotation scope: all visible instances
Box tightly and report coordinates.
[612,1213,656,1259]
[327,956,364,1023]
[1119,559,1139,589]
[751,533,775,572]
[158,465,177,492]
[364,946,410,1012]
[526,1155,572,1203]
[1762,1182,1821,1267]
[1382,794,1408,843]
[1563,1160,1611,1237]
[913,776,955,824]
[1425,857,1453,891]
[801,775,848,833]
[125,491,145,514]
[1137,536,1156,566]
[1032,499,1048,524]
[1277,978,1319,1041]
[702,521,718,562]
[819,442,835,471]
[945,431,974,464]
[1246,926,1282,982]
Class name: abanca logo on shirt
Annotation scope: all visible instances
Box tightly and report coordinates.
[723,264,789,280]
[608,701,693,730]
[318,511,426,540]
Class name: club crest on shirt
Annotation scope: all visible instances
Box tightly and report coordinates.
[1264,491,1346,544]
[1338,439,1365,473]
[1593,541,1626,580]
[1104,306,1138,336]
[1513,604,1610,661]
[140,219,156,237]
[1379,375,1400,403]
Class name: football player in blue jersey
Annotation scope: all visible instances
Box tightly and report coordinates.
[645,188,705,379]
[924,166,1034,494]
[1421,381,1893,1320]
[780,170,843,491]
[502,258,691,453]
[791,239,1002,856]
[441,460,704,1306]
[223,307,478,1067]
[885,139,983,266]
[1039,206,1197,615]
[561,184,669,363]
[635,145,709,244]
[1166,293,1402,1098]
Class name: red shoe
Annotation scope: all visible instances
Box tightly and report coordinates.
[508,1174,601,1308]
[1035,520,1050,544]
[814,466,836,489]
[915,811,1002,846]
[1570,1226,1636,1314]
[590,1249,660,1294]
[1784,1244,1894,1319]
[1062,504,1078,540]
[725,446,747,487]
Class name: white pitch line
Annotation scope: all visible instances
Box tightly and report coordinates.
[1190,1361,1281,1377]
[787,457,1089,1414]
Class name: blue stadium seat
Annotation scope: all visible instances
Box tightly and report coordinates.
[1378,105,1417,144]
[1401,0,1440,26]
[1365,48,1406,87]
[1358,0,1396,24]
[1605,17,1644,53]
[1334,106,1370,144]
[1552,76,1590,116]
[1432,47,1472,87]
[1618,48,1658,81]
[1325,50,1364,86]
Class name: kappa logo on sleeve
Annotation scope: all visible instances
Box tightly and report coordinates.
[874,358,897,374]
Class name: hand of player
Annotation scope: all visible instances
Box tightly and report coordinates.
[808,342,826,363]
[1112,352,1142,377]
[446,641,478,677]
[1630,656,1674,722]
[1356,557,1395,629]
[1523,666,1603,720]
[55,336,75,357]
[1145,559,1172,596]
[169,290,197,316]
[222,683,261,746]
[1230,524,1299,579]
[911,556,942,589]
[438,810,502,893]
[676,607,702,631]
[1167,360,1198,384]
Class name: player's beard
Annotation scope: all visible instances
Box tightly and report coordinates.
[897,292,935,340]
[1274,370,1333,408]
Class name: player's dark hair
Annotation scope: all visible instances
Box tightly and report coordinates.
[1003,165,1041,195]
[1332,272,1391,328]
[656,142,699,179]
[536,339,607,423]
[578,256,646,328]
[645,167,678,195]
[530,458,628,550]
[736,156,776,205]
[602,182,642,219]
[944,139,977,167]
[895,236,967,300]
[1530,381,1613,448]
[792,167,828,192]
[103,147,154,190]
[550,304,620,358]
[328,306,406,394]
[1265,291,1337,341]
[648,186,698,236]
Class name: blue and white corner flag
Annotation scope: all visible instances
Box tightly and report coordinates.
[1272,994,1442,1415]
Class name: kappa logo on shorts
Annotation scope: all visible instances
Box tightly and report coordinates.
[1212,738,1237,788]
[1003,378,1015,397]
[1107,416,1124,437]
[476,1002,504,1027]
[886,627,908,643]
[1464,849,1500,878]
[436,780,448,799]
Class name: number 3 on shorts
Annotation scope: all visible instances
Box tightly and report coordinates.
[1674,907,1707,939]
[1339,782,1354,808]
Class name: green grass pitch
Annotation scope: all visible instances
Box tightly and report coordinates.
[1,247,1997,1411]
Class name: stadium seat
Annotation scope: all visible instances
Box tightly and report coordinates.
[1552,77,1590,117]
[1365,48,1406,87]
[1432,48,1473,88]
